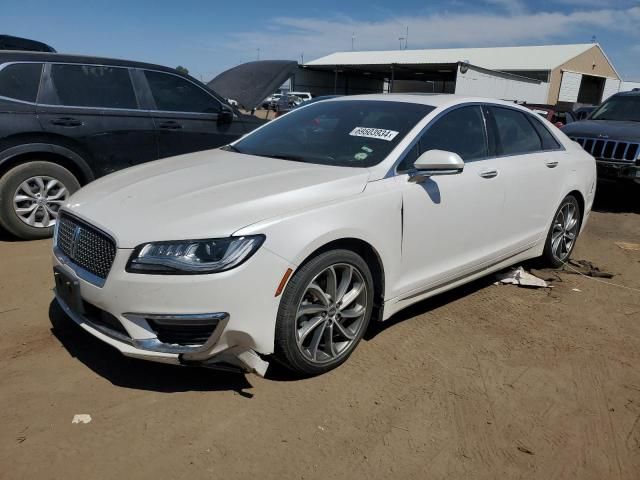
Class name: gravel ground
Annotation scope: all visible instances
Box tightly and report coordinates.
[0,182,639,480]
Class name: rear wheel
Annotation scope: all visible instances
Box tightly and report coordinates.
[274,249,374,376]
[541,195,581,268]
[0,161,80,240]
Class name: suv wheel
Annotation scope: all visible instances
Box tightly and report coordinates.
[0,161,80,240]
[274,249,374,376]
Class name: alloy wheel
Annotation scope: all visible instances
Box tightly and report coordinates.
[551,202,579,263]
[295,263,368,364]
[13,175,69,228]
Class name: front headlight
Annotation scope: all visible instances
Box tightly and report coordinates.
[126,235,265,274]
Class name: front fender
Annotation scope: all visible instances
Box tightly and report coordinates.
[235,181,403,299]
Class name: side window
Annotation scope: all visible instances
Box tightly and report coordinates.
[144,71,221,113]
[419,106,488,161]
[50,64,138,109]
[0,63,43,102]
[490,107,542,155]
[529,116,562,150]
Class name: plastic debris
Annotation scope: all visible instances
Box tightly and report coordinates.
[72,414,92,424]
[495,267,549,288]
[572,288,582,292]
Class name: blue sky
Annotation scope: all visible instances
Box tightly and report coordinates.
[3,0,639,81]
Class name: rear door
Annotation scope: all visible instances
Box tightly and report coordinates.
[139,69,247,158]
[486,106,566,251]
[37,63,157,177]
[0,62,44,139]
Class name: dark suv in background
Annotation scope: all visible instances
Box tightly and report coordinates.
[563,91,640,185]
[0,52,265,239]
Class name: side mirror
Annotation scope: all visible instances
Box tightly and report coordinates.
[409,150,464,183]
[218,106,234,124]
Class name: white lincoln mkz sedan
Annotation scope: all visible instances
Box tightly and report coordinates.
[52,94,596,376]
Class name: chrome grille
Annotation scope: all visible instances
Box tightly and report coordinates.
[571,137,639,162]
[55,214,116,281]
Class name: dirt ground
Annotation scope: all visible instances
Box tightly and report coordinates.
[0,182,639,480]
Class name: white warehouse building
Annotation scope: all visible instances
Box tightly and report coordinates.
[296,43,624,106]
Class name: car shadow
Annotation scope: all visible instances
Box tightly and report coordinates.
[0,227,20,242]
[592,181,640,214]
[364,275,496,341]
[48,300,254,394]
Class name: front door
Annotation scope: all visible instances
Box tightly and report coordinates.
[140,69,247,158]
[395,105,506,296]
[37,63,157,178]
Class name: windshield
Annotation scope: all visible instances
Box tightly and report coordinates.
[232,100,434,167]
[590,96,640,122]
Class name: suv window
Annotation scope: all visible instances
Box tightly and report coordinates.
[144,71,221,113]
[50,64,138,109]
[490,107,542,155]
[0,63,43,102]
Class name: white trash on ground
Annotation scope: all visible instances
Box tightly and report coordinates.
[495,266,549,288]
[71,414,92,424]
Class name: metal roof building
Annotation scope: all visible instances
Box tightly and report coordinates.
[300,43,621,105]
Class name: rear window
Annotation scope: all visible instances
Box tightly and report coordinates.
[49,64,138,109]
[529,117,562,150]
[0,63,42,102]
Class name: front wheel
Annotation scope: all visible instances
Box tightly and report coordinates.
[0,161,80,240]
[274,249,374,376]
[541,195,581,268]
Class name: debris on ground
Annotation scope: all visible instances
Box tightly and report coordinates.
[564,259,614,279]
[572,288,582,292]
[517,445,535,455]
[72,414,92,424]
[495,267,549,288]
[615,242,640,251]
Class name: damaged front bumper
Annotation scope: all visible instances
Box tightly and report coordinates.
[55,292,269,375]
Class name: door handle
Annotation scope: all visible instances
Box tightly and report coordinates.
[545,160,559,168]
[158,121,182,130]
[50,117,83,127]
[479,169,499,179]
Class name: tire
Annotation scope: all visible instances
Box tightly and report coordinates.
[0,161,80,240]
[274,249,374,376]
[540,195,581,268]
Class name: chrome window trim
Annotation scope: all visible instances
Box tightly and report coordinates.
[388,102,567,178]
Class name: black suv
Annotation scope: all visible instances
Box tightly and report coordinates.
[0,51,265,239]
[562,91,640,184]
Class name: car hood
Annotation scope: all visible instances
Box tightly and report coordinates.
[562,120,640,142]
[64,150,370,248]
[208,60,299,110]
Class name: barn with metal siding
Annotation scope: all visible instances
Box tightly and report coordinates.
[299,43,622,106]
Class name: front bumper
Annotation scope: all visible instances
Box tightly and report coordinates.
[596,160,640,182]
[53,244,292,376]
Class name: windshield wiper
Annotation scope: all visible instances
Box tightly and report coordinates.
[262,153,310,163]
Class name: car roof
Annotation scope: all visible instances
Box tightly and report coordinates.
[0,51,178,74]
[614,90,640,97]
[328,93,536,111]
